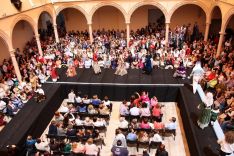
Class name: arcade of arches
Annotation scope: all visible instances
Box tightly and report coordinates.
[0,0,234,82]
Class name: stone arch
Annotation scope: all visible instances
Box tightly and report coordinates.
[0,29,11,51]
[56,4,89,24]
[89,2,127,24]
[207,5,223,24]
[127,1,168,23]
[10,14,37,38]
[168,1,208,23]
[222,8,234,32]
[37,6,55,25]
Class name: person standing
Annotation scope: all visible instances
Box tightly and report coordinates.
[93,52,101,75]
[188,61,204,94]
[115,55,127,76]
[197,92,213,129]
[51,64,59,82]
[143,54,153,75]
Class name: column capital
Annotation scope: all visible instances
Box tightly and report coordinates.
[219,31,226,35]
[87,22,92,25]
[9,49,16,57]
[165,22,170,24]
[35,34,40,38]
[9,49,15,53]
[125,22,131,25]
[53,24,57,27]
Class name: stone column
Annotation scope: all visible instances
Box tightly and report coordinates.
[204,22,210,42]
[165,22,170,46]
[10,49,22,83]
[88,23,93,43]
[35,34,43,56]
[126,22,130,48]
[216,32,225,58]
[53,24,59,43]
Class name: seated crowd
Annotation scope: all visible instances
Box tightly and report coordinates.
[25,91,111,156]
[111,91,176,156]
[196,43,234,133]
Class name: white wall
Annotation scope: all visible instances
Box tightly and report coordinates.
[12,20,34,52]
[170,5,206,34]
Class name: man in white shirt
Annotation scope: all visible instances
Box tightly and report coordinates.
[93,117,106,127]
[35,87,46,103]
[165,117,176,130]
[35,138,50,152]
[68,90,76,103]
[84,58,92,68]
[75,115,83,126]
[149,131,163,143]
[119,117,128,129]
[0,100,6,113]
[35,87,45,95]
[173,49,180,58]
[0,88,6,99]
[58,103,69,113]
[75,96,82,103]
[130,106,140,116]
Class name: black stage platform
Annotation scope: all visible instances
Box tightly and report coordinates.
[0,69,219,156]
[47,68,192,85]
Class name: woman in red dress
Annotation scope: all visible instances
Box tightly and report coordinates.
[51,65,59,82]
[93,52,101,74]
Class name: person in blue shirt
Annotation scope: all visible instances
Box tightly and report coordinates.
[143,54,153,75]
[165,117,176,130]
[25,135,36,155]
[126,129,137,141]
[91,95,101,107]
[26,135,36,146]
[11,95,24,109]
[48,120,58,135]
[78,103,87,113]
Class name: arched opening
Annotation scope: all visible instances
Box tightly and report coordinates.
[92,6,125,31]
[0,37,10,64]
[170,4,206,41]
[130,5,165,32]
[56,8,88,37]
[209,6,222,38]
[12,20,34,53]
[225,15,234,45]
[38,11,53,41]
